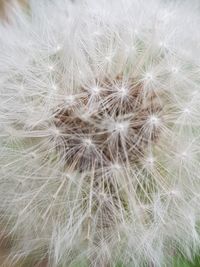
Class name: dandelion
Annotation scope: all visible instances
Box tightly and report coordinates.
[1,0,200,266]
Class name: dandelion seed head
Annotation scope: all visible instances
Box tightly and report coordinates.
[82,138,94,147]
[148,115,160,126]
[1,0,200,266]
[111,120,129,133]
[105,55,112,62]
[159,41,166,48]
[144,155,155,168]
[56,44,61,51]
[144,72,154,81]
[65,95,75,105]
[52,84,58,91]
[168,189,181,198]
[48,65,54,71]
[90,85,101,95]
[171,67,179,74]
[181,151,188,159]
[50,126,61,137]
[183,107,191,114]
[117,86,128,97]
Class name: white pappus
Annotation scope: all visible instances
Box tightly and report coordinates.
[1,0,200,266]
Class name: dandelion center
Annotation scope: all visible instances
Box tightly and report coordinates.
[55,76,162,172]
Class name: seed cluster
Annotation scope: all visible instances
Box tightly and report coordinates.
[55,76,162,173]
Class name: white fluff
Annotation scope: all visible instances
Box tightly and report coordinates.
[1,0,200,266]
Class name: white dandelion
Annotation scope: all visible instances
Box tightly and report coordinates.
[1,0,200,266]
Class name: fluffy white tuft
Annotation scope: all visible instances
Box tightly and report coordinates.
[1,0,200,266]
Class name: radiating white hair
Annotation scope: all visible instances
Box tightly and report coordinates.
[1,0,200,266]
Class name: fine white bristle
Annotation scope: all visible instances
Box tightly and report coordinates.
[1,0,200,266]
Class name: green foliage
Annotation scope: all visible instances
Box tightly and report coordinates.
[173,256,200,267]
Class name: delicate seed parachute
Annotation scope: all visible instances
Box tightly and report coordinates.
[1,0,200,266]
